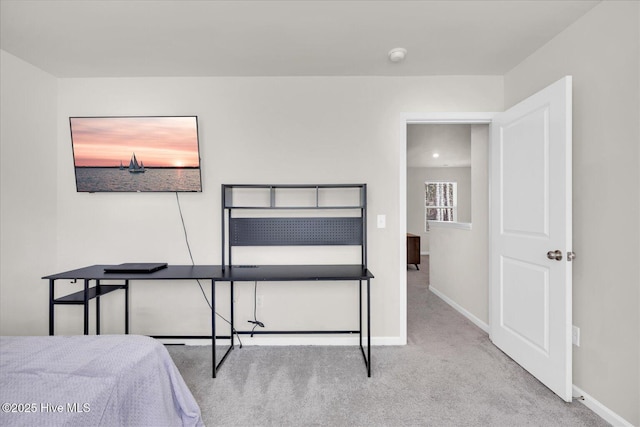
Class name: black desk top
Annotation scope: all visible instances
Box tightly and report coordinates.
[43,265,223,280]
[43,264,374,281]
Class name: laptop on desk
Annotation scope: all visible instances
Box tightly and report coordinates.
[104,263,168,274]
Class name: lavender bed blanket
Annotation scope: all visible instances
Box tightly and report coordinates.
[0,335,203,426]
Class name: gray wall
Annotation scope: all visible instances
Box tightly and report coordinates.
[0,53,503,343]
[0,51,58,334]
[504,2,639,424]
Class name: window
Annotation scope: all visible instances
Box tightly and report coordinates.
[425,182,457,227]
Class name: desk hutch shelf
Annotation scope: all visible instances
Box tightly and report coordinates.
[221,184,368,267]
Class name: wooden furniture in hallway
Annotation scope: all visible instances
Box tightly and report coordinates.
[407,233,420,270]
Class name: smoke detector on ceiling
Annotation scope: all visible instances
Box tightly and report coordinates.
[388,48,407,63]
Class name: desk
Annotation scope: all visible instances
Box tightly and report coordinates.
[43,264,372,377]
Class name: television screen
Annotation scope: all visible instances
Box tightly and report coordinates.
[69,116,202,192]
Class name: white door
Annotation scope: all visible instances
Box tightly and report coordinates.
[490,76,573,401]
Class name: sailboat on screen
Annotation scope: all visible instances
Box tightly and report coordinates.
[128,153,145,173]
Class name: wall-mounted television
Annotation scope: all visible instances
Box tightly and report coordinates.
[69,116,202,192]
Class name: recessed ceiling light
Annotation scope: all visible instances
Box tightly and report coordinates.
[388,48,407,63]
[432,153,440,158]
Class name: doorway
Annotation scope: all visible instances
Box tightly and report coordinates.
[405,121,491,333]
[398,113,494,343]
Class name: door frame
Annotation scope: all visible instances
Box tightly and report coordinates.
[399,112,495,343]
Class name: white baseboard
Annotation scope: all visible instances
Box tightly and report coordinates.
[572,385,634,427]
[428,285,489,333]
[159,336,404,346]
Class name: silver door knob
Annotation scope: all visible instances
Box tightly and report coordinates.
[547,250,563,261]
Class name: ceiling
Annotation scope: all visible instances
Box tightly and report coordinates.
[0,0,600,78]
[407,124,472,168]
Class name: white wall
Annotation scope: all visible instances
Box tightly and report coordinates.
[0,51,58,335]
[407,166,471,253]
[0,74,506,341]
[427,125,489,326]
[504,2,640,425]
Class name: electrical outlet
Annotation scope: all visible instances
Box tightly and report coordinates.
[572,325,580,346]
[257,295,264,308]
[377,214,386,229]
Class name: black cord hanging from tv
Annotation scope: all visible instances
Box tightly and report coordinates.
[176,192,242,348]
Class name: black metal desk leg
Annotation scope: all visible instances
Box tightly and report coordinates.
[359,280,362,349]
[358,279,371,377]
[124,280,130,334]
[96,280,101,335]
[211,279,216,378]
[49,279,55,336]
[230,281,234,349]
[83,279,89,335]
[210,281,235,378]
[367,278,371,377]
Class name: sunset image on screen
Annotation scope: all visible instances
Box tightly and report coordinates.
[70,116,200,168]
[70,116,202,192]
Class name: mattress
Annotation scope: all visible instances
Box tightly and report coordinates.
[0,335,204,426]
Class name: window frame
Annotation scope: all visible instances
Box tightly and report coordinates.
[425,181,458,230]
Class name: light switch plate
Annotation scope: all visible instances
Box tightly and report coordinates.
[572,325,580,346]
[377,214,386,228]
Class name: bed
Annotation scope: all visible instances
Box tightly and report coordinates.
[0,335,204,426]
